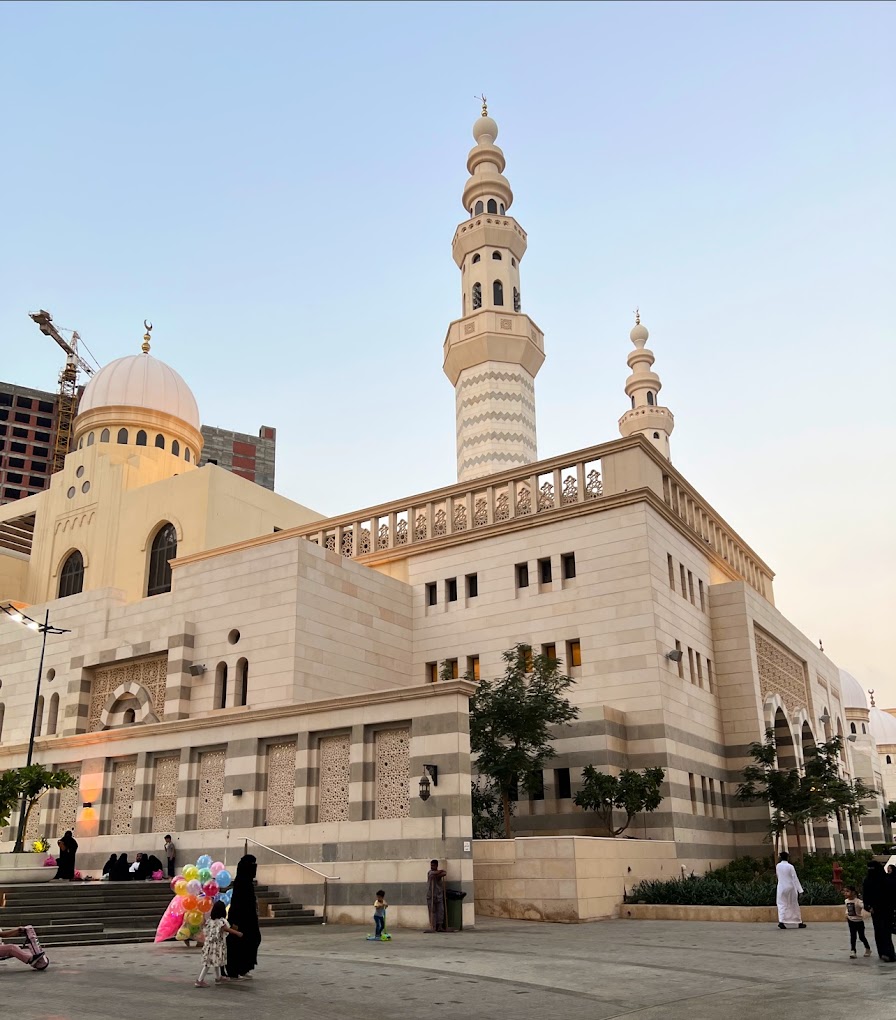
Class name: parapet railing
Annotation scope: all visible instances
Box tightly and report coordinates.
[239,835,340,924]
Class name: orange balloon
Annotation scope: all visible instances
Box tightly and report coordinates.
[197,897,213,914]
[182,894,199,912]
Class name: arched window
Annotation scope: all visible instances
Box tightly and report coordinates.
[499,203,505,214]
[215,662,228,709]
[888,755,892,765]
[87,432,95,446]
[472,253,481,264]
[850,722,857,734]
[487,199,497,213]
[136,430,147,446]
[35,695,45,737]
[513,287,521,312]
[78,438,83,450]
[100,429,110,443]
[58,550,84,598]
[472,283,482,310]
[511,257,516,267]
[155,434,165,449]
[237,658,249,707]
[117,428,128,444]
[647,392,655,406]
[147,523,177,597]
[185,448,191,463]
[862,723,867,734]
[123,708,136,725]
[474,201,483,214]
[653,432,660,439]
[171,440,180,457]
[492,251,502,260]
[631,395,635,409]
[493,280,504,306]
[47,693,59,736]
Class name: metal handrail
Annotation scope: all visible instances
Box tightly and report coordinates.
[238,836,340,924]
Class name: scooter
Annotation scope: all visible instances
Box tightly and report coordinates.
[21,925,49,969]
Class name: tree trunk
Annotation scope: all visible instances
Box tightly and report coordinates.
[792,823,804,863]
[502,788,512,839]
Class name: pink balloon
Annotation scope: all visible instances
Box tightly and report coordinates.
[210,861,224,877]
[155,897,185,943]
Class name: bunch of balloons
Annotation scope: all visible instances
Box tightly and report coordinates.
[154,854,234,944]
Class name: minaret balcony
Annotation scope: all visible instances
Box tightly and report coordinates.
[443,310,544,385]
[452,215,527,266]
[618,405,675,437]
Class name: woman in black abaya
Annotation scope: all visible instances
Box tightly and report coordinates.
[224,854,261,979]
[53,830,78,881]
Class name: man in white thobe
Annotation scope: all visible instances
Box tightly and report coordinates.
[776,851,806,929]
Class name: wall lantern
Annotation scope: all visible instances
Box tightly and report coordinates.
[418,764,438,802]
[82,802,93,809]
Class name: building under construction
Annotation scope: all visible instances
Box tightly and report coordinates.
[0,379,277,504]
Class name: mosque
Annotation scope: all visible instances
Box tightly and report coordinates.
[0,104,890,924]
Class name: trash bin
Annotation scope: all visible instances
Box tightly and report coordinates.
[446,888,466,931]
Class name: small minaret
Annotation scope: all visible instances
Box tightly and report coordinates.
[443,99,545,482]
[618,312,674,459]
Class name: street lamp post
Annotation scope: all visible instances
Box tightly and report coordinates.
[1,605,70,853]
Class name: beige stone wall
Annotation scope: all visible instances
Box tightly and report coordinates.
[473,836,678,921]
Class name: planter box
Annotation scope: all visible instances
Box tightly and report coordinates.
[622,904,843,923]
[0,853,54,884]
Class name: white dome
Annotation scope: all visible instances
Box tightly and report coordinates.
[78,353,200,431]
[839,669,868,709]
[870,707,896,745]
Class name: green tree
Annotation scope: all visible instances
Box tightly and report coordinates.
[574,765,666,836]
[469,644,579,838]
[12,765,78,851]
[0,771,23,831]
[471,778,506,840]
[885,801,896,825]
[736,729,871,859]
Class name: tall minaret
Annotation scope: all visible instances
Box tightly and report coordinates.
[618,312,674,459]
[443,99,545,483]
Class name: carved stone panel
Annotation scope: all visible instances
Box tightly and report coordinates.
[111,760,137,836]
[56,765,81,835]
[374,727,410,820]
[318,733,350,823]
[197,750,226,830]
[265,741,297,827]
[89,656,168,731]
[152,756,180,834]
[755,629,810,714]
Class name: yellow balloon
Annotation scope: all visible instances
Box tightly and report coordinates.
[184,909,203,927]
[176,925,191,941]
[183,865,199,882]
[174,880,188,896]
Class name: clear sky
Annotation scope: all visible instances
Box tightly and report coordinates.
[1,2,894,700]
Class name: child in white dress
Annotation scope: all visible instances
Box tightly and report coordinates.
[195,901,242,987]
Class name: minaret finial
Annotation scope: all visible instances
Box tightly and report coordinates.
[142,319,152,354]
[869,688,876,707]
[476,93,488,117]
[635,307,640,326]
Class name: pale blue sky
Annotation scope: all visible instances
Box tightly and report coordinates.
[1,1,894,698]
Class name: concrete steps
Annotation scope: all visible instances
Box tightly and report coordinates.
[0,880,322,946]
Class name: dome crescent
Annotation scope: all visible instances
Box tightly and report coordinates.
[77,354,200,432]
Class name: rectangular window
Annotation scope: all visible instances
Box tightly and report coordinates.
[696,652,704,688]
[708,777,717,816]
[667,553,675,589]
[7,473,22,484]
[687,571,695,605]
[718,781,727,818]
[688,773,697,813]
[11,441,26,451]
[467,655,480,681]
[12,428,27,438]
[561,552,576,580]
[38,400,54,413]
[446,577,458,603]
[687,647,696,684]
[466,573,478,598]
[14,412,29,424]
[674,639,684,679]
[542,642,557,662]
[555,767,571,800]
[30,461,47,474]
[516,562,529,589]
[701,776,710,815]
[706,658,713,692]
[32,446,49,458]
[567,639,582,668]
[426,582,437,606]
[426,662,438,684]
[28,476,44,488]
[36,417,52,429]
[698,579,706,612]
[0,393,11,405]
[446,658,459,679]
[679,564,687,599]
[530,771,545,801]
[15,397,32,409]
[8,458,24,469]
[523,647,534,673]
[539,557,552,584]
[3,488,20,499]
[34,431,51,443]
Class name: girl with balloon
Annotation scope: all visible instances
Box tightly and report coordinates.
[154,854,233,947]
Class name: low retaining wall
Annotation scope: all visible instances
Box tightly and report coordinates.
[623,904,843,922]
[474,836,677,922]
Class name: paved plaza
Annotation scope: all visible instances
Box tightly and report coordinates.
[4,918,896,1020]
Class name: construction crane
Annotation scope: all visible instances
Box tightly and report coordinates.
[29,310,97,473]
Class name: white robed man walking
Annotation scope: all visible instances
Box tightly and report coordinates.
[776,851,806,929]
